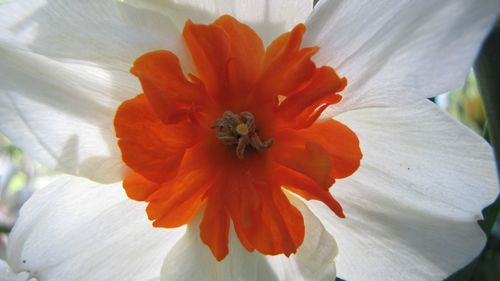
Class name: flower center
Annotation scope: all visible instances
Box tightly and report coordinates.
[212,111,273,159]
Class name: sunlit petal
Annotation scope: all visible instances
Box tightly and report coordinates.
[0,0,183,68]
[305,0,499,115]
[0,45,130,183]
[123,0,313,45]
[312,100,498,280]
[7,175,185,281]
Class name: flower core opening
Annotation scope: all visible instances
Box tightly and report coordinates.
[114,15,362,261]
[212,111,273,159]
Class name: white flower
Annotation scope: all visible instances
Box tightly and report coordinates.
[0,0,499,280]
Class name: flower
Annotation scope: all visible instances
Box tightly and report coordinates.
[115,15,361,260]
[0,0,499,280]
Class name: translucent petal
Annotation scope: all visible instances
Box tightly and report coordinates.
[306,0,499,115]
[313,100,498,280]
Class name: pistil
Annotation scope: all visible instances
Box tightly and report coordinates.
[212,111,273,159]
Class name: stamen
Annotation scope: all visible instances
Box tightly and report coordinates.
[212,111,273,159]
[235,124,249,136]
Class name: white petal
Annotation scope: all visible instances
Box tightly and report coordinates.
[0,0,186,183]
[0,44,130,183]
[266,196,338,281]
[123,0,313,45]
[0,0,182,68]
[305,0,499,115]
[7,175,185,281]
[161,196,337,281]
[0,260,31,281]
[310,100,498,280]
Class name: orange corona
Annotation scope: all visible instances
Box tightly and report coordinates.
[114,15,362,261]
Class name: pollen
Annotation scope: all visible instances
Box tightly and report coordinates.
[236,124,248,136]
[114,15,362,261]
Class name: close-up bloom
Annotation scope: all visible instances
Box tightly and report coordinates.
[0,0,499,280]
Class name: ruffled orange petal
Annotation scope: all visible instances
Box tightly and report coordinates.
[123,172,161,201]
[207,161,303,256]
[273,119,361,184]
[183,15,265,106]
[277,165,344,217]
[268,118,361,216]
[255,24,318,101]
[214,16,264,100]
[131,50,208,124]
[277,66,347,129]
[248,183,305,256]
[272,136,335,188]
[146,145,216,228]
[301,120,362,179]
[200,186,231,261]
[114,94,201,183]
[220,168,262,253]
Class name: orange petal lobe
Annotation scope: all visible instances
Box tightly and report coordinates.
[277,166,344,217]
[114,94,201,183]
[184,16,265,107]
[147,145,215,228]
[255,24,318,100]
[278,66,347,129]
[200,187,231,261]
[301,120,362,179]
[214,15,264,98]
[183,20,230,100]
[249,184,305,256]
[272,136,335,188]
[131,50,207,124]
[123,172,161,201]
[222,174,260,252]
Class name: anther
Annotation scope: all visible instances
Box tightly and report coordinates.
[236,124,249,136]
[212,111,273,159]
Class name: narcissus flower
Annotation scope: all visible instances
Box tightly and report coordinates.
[0,0,498,281]
[115,15,360,261]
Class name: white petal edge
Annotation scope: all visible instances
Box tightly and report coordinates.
[305,0,499,115]
[122,0,314,46]
[0,43,132,183]
[312,100,499,280]
[0,260,31,281]
[7,175,185,281]
[0,0,184,69]
[161,195,337,281]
